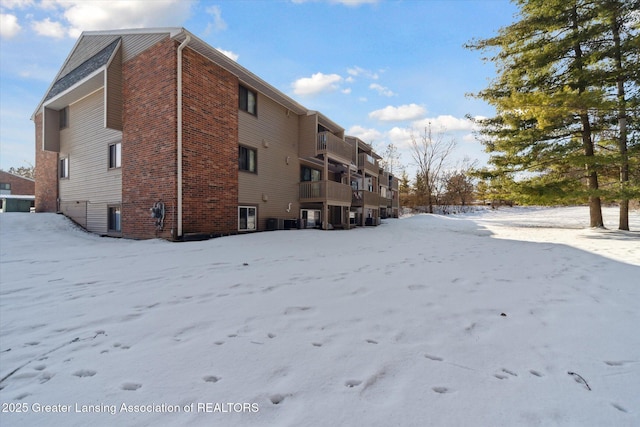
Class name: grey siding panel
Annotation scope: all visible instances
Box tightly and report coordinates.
[43,107,60,152]
[87,202,108,235]
[238,93,301,230]
[106,45,123,130]
[120,33,169,62]
[59,89,122,234]
[60,200,87,228]
[60,35,120,78]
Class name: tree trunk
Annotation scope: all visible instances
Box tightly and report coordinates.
[611,2,630,230]
[572,6,604,228]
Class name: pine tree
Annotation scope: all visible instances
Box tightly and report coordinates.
[466,0,637,228]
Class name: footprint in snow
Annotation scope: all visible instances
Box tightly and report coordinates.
[611,403,628,413]
[424,354,444,361]
[345,379,362,388]
[529,370,543,377]
[73,369,97,378]
[365,339,378,344]
[121,383,142,391]
[203,376,220,383]
[432,386,452,394]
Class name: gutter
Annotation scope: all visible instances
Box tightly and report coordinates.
[176,35,190,239]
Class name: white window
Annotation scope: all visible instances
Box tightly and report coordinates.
[60,157,69,179]
[108,206,121,232]
[301,209,321,228]
[239,206,256,231]
[109,142,121,169]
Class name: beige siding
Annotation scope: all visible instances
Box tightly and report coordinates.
[238,93,301,230]
[59,89,122,234]
[105,44,122,130]
[43,107,60,152]
[298,114,317,159]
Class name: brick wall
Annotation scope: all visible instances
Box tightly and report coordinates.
[181,47,239,235]
[122,37,178,239]
[33,112,58,212]
[0,171,35,195]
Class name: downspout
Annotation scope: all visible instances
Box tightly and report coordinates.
[176,35,190,239]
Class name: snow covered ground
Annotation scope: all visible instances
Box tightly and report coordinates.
[0,206,638,427]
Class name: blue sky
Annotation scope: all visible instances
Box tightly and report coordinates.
[0,0,518,175]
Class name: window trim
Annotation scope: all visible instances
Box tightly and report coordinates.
[238,206,257,231]
[239,145,257,173]
[59,157,69,179]
[107,205,122,233]
[239,85,257,116]
[108,141,122,169]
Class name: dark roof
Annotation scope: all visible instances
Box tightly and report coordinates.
[44,38,120,103]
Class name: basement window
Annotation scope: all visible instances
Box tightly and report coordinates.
[238,206,256,231]
[108,205,121,232]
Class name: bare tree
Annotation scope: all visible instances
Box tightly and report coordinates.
[443,158,478,206]
[410,123,456,213]
[379,143,402,175]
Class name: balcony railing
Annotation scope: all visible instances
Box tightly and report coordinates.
[358,153,379,175]
[317,132,353,164]
[352,190,379,207]
[300,181,352,205]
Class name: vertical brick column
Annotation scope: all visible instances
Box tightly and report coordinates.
[181,47,239,235]
[34,112,58,212]
[122,38,178,239]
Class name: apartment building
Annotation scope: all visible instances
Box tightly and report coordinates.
[33,28,398,240]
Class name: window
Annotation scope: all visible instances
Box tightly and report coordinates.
[59,107,68,129]
[109,142,121,169]
[238,206,256,231]
[60,157,69,179]
[301,166,321,182]
[108,206,121,232]
[239,85,257,115]
[0,183,10,190]
[239,146,257,173]
[301,209,321,228]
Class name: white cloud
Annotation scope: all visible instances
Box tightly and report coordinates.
[346,65,378,80]
[205,5,227,33]
[369,83,395,97]
[31,17,65,38]
[0,0,34,8]
[0,14,21,39]
[347,125,383,143]
[369,103,426,122]
[341,88,352,94]
[216,47,239,61]
[413,115,478,132]
[387,126,413,148]
[29,0,193,39]
[292,72,343,96]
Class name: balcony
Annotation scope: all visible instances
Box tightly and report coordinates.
[316,132,353,165]
[358,153,379,176]
[300,181,352,206]
[352,190,379,208]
